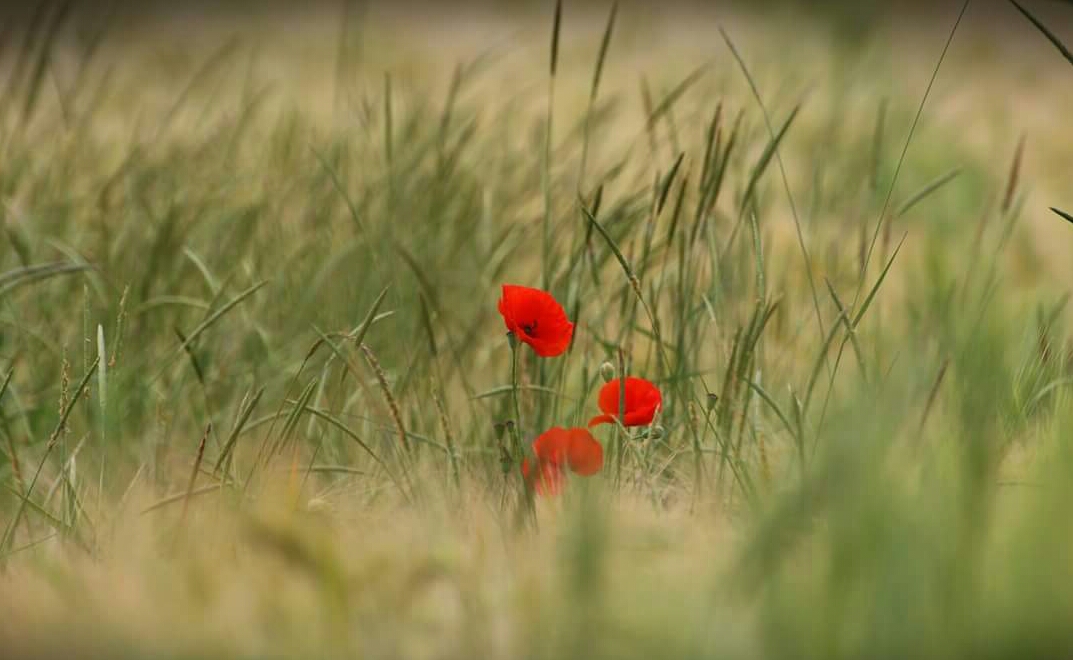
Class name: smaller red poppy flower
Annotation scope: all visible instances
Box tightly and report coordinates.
[521,427,604,496]
[497,285,574,357]
[588,377,662,428]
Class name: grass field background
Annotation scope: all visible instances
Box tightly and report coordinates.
[4,1,1073,658]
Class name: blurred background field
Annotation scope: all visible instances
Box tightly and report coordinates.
[4,1,1073,658]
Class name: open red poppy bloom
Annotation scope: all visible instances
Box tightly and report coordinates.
[497,285,574,357]
[588,377,662,428]
[521,427,603,496]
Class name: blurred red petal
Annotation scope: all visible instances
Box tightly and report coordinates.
[594,377,662,427]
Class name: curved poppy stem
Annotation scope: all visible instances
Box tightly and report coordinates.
[510,339,523,440]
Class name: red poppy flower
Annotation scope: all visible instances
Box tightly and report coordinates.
[588,377,662,428]
[497,285,574,357]
[521,427,604,495]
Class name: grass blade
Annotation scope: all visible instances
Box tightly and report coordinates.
[175,281,267,355]
[853,232,907,329]
[747,380,798,444]
[20,0,74,127]
[213,387,266,476]
[894,167,962,218]
[2,356,98,557]
[656,152,686,216]
[590,1,616,101]
[1009,0,1073,67]
[851,0,969,310]
[645,64,708,132]
[1050,207,1073,225]
[179,424,211,527]
[549,0,563,77]
[824,278,866,377]
[303,407,411,502]
[0,262,91,298]
[737,102,801,217]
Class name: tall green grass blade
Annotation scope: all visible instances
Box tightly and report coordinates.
[302,407,411,502]
[894,167,961,218]
[737,102,801,215]
[213,387,266,476]
[1050,207,1073,225]
[582,1,618,184]
[274,377,319,459]
[851,0,969,310]
[853,232,907,329]
[549,0,563,77]
[174,281,267,356]
[0,262,91,298]
[803,309,849,414]
[870,98,888,194]
[20,0,73,127]
[1,356,98,558]
[824,278,866,377]
[656,152,685,216]
[471,385,576,401]
[383,72,393,171]
[747,380,798,444]
[644,64,708,133]
[719,26,831,389]
[173,327,206,385]
[541,2,562,291]
[591,3,617,103]
[1009,0,1073,67]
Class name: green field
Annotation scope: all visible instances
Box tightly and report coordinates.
[4,2,1073,658]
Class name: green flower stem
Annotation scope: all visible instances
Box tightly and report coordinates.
[509,333,524,456]
[508,333,536,527]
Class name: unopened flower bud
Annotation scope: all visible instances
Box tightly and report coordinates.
[706,393,719,413]
[599,361,616,383]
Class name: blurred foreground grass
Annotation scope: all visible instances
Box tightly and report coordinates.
[4,2,1073,658]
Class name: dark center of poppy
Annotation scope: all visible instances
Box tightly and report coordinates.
[522,320,538,336]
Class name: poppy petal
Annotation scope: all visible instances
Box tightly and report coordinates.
[525,324,574,357]
[597,379,621,416]
[588,413,615,428]
[623,404,659,426]
[498,285,525,336]
[566,428,603,475]
[496,284,573,357]
[524,426,602,495]
[531,427,572,462]
[593,377,662,427]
